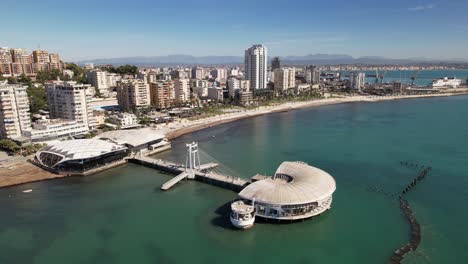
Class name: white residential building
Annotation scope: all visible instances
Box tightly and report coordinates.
[245,44,268,91]
[274,68,296,92]
[24,119,89,142]
[63,69,74,79]
[87,70,109,97]
[0,84,31,139]
[106,73,121,88]
[305,65,320,84]
[192,67,205,80]
[147,71,158,83]
[108,113,140,129]
[84,63,94,70]
[174,78,190,103]
[45,81,96,129]
[229,68,239,76]
[349,72,366,91]
[192,79,210,98]
[227,77,240,98]
[239,80,250,91]
[211,68,227,81]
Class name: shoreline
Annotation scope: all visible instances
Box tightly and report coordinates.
[1,92,467,189]
[165,92,468,140]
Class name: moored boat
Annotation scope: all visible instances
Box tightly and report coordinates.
[230,200,255,229]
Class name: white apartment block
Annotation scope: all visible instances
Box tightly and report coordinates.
[306,65,321,84]
[84,63,94,70]
[349,72,366,91]
[274,68,296,92]
[245,44,268,91]
[211,68,227,81]
[108,113,139,129]
[45,81,96,129]
[239,80,250,92]
[24,119,89,142]
[0,84,31,139]
[147,71,158,83]
[192,67,205,80]
[229,68,239,76]
[176,70,188,79]
[87,70,109,97]
[192,79,209,98]
[175,79,190,103]
[63,69,74,79]
[287,68,296,88]
[106,73,121,88]
[117,79,151,111]
[227,77,240,98]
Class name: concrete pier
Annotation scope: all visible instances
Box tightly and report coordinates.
[130,156,249,191]
[161,172,189,190]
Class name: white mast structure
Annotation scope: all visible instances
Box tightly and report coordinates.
[185,142,201,179]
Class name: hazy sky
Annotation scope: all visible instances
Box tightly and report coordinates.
[2,0,468,61]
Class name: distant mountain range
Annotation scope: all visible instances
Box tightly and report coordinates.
[76,54,468,66]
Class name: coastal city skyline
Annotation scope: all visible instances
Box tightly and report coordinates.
[3,0,468,61]
[2,1,468,263]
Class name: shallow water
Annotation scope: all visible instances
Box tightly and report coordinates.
[1,95,468,263]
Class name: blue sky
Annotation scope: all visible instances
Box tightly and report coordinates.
[2,0,468,61]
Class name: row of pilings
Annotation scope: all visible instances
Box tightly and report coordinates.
[389,166,431,264]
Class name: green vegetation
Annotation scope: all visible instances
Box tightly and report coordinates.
[0,139,21,153]
[66,63,88,83]
[96,124,116,132]
[84,130,98,139]
[27,85,47,115]
[105,65,138,76]
[138,116,152,125]
[35,69,62,83]
[0,139,45,156]
[18,74,32,84]
[7,77,17,84]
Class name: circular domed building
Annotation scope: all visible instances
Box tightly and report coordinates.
[34,139,128,174]
[238,161,336,220]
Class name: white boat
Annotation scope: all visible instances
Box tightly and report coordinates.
[230,200,255,229]
[22,189,32,193]
[432,77,462,88]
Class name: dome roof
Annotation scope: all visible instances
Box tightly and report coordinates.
[239,162,336,205]
[36,139,127,168]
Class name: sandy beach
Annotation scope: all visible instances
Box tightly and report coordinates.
[0,155,61,188]
[1,92,467,188]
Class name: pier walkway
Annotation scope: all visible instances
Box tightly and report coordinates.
[161,172,189,191]
[130,156,249,192]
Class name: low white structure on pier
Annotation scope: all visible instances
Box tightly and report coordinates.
[239,161,336,220]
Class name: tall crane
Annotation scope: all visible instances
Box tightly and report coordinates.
[380,70,388,84]
[374,68,380,84]
[410,70,421,86]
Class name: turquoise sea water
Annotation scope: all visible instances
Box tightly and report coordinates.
[340,69,468,86]
[1,95,468,263]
